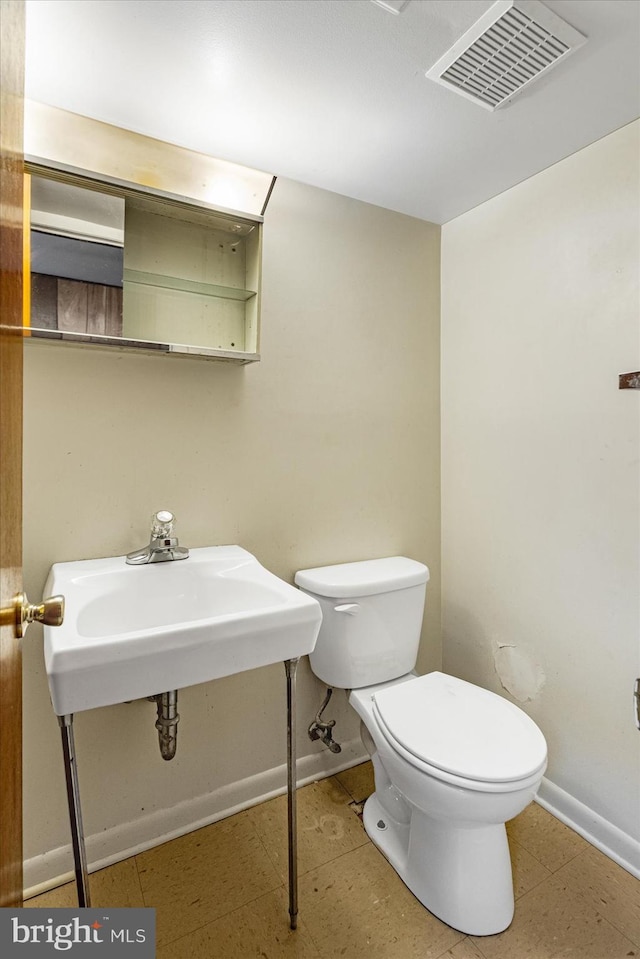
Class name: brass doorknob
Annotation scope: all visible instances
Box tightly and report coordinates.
[0,591,65,638]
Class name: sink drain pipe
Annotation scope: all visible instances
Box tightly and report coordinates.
[149,691,180,760]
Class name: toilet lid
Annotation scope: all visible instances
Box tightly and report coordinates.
[372,672,547,783]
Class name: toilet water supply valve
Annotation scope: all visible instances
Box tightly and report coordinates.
[309,687,342,753]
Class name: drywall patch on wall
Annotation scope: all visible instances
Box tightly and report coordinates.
[493,641,546,702]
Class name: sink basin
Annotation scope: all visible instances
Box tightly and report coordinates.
[43,546,322,715]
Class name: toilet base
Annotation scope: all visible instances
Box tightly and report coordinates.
[362,792,515,936]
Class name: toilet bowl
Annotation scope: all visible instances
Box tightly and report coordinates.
[350,671,547,935]
[295,556,548,936]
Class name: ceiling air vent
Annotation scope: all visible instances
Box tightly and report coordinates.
[426,0,586,111]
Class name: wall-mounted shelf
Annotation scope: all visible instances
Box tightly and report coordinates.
[619,371,640,389]
[27,327,259,363]
[123,268,257,302]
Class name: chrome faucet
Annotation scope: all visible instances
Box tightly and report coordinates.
[126,510,189,565]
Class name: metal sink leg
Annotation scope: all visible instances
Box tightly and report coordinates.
[284,657,299,931]
[58,714,91,907]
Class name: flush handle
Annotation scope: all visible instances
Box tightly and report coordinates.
[0,591,65,639]
[334,603,360,615]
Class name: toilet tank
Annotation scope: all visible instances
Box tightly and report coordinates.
[295,557,429,689]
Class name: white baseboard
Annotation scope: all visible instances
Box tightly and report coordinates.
[26,754,639,899]
[23,738,368,898]
[536,776,640,879]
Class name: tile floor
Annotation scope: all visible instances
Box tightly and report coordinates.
[25,762,639,958]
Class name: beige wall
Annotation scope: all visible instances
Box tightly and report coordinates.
[22,176,441,884]
[441,122,640,859]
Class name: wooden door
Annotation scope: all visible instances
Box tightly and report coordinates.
[0,0,25,909]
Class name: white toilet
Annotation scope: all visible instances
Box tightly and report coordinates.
[295,556,547,936]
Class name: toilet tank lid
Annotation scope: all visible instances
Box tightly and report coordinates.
[295,556,429,598]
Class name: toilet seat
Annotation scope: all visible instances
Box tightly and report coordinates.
[372,671,547,785]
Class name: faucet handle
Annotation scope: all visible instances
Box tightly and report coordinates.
[151,510,175,538]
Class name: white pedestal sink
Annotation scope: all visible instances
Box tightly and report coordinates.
[44,545,322,714]
[42,545,322,926]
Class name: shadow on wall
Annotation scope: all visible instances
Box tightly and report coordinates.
[441,603,494,683]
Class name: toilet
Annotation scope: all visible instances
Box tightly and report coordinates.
[295,556,547,936]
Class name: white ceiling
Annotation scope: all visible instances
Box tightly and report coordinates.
[25,0,640,223]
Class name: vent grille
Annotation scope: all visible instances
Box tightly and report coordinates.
[442,7,569,108]
[426,0,586,110]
